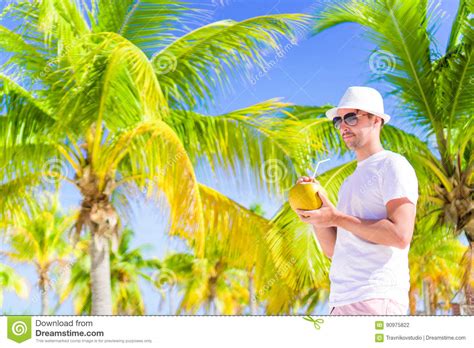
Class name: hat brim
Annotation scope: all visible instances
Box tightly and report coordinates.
[326,106,390,124]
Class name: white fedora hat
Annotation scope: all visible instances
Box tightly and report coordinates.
[325,86,391,124]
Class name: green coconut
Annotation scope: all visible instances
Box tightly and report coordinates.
[288,182,323,211]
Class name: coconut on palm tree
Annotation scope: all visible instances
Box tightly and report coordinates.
[0,0,315,314]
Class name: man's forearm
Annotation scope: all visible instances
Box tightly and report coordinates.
[334,212,408,248]
[312,225,337,258]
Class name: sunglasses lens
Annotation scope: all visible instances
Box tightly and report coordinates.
[333,117,342,129]
[344,112,358,126]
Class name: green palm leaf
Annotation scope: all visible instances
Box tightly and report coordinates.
[93,0,198,55]
[155,14,310,109]
[0,264,29,308]
[312,0,449,158]
[62,228,160,315]
[168,100,311,197]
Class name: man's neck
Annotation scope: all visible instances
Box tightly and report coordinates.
[355,143,385,162]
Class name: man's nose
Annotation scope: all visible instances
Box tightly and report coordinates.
[339,122,350,133]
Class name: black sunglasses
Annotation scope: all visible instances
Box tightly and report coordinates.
[332,112,369,129]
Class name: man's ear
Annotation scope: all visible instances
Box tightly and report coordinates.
[375,116,383,129]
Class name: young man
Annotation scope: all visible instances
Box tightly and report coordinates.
[295,86,418,315]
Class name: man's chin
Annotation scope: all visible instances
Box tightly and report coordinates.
[343,139,356,149]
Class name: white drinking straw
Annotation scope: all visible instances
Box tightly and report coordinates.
[311,158,331,179]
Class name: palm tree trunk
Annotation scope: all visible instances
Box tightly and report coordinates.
[41,286,49,315]
[462,241,474,315]
[409,287,417,315]
[169,289,174,315]
[248,267,258,315]
[422,279,432,315]
[90,230,113,315]
[39,269,49,315]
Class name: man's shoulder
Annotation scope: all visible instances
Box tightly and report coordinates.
[381,150,413,168]
[380,151,417,180]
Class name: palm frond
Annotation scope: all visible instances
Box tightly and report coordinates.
[0,24,48,81]
[0,73,63,180]
[0,264,29,307]
[54,32,168,135]
[37,0,90,47]
[108,120,205,256]
[409,216,466,308]
[63,229,160,315]
[5,194,74,268]
[0,174,44,225]
[281,105,348,160]
[168,100,316,198]
[316,160,356,204]
[92,0,200,56]
[197,184,324,314]
[268,203,330,292]
[312,0,442,147]
[438,16,474,147]
[155,14,310,109]
[446,0,472,52]
[198,183,270,271]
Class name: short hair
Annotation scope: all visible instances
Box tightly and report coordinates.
[367,113,384,128]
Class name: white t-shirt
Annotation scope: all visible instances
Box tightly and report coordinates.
[328,150,418,309]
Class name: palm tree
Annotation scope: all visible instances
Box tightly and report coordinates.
[408,215,466,314]
[197,184,328,314]
[156,197,266,315]
[248,203,266,315]
[0,194,73,314]
[0,0,313,314]
[159,252,249,315]
[156,193,315,315]
[0,263,28,311]
[62,228,161,315]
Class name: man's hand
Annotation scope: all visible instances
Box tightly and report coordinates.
[293,176,338,258]
[293,177,340,228]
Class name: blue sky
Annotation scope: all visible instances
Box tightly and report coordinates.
[1,0,460,315]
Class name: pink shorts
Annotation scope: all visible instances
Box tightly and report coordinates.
[329,298,407,315]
